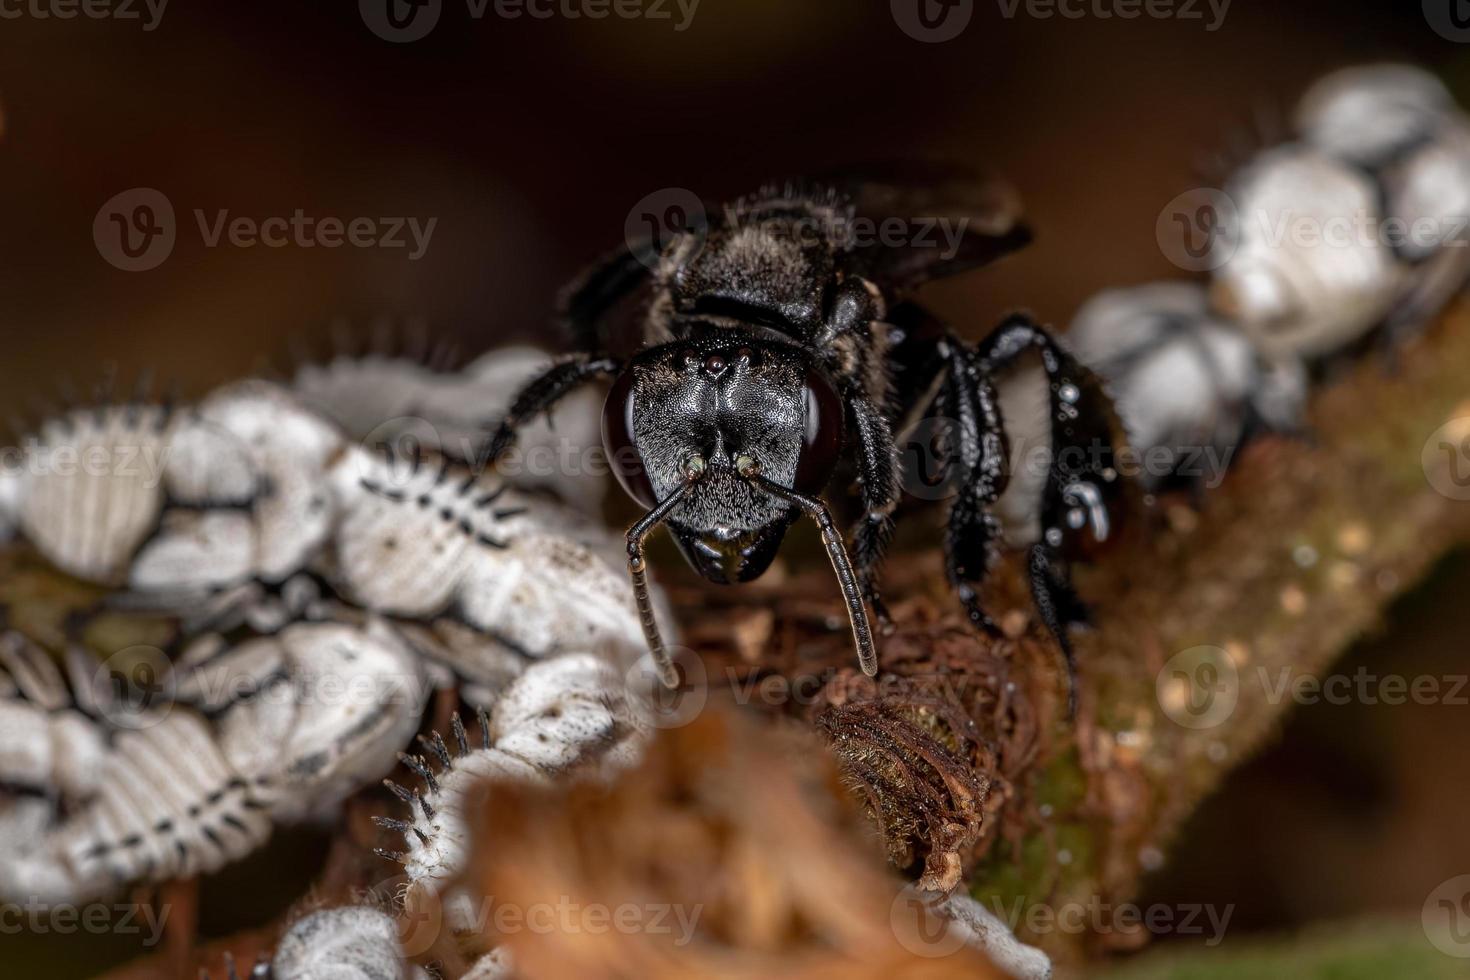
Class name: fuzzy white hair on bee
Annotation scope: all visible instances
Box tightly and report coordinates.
[327,444,651,660]
[1211,145,1408,360]
[1068,281,1306,490]
[270,906,430,980]
[174,618,429,824]
[374,654,647,914]
[6,393,259,585]
[293,344,607,513]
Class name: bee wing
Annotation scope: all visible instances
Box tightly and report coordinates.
[837,163,1032,291]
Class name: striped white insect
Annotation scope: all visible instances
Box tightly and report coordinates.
[326,444,650,661]
[172,617,429,824]
[1297,63,1470,340]
[129,380,345,597]
[1068,281,1306,490]
[373,654,647,941]
[0,632,109,805]
[1211,143,1406,360]
[0,395,258,585]
[0,619,428,904]
[294,344,606,513]
[1212,64,1470,361]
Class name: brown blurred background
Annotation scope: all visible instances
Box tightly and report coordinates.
[3,0,1469,973]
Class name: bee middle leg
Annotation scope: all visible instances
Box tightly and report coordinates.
[937,336,1010,636]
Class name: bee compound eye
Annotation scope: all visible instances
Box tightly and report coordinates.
[793,364,844,495]
[601,367,658,509]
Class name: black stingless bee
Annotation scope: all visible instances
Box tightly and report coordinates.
[484,172,1123,711]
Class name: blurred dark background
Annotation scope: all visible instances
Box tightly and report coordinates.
[3,0,1469,973]
[0,1,1461,401]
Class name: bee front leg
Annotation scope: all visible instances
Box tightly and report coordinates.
[480,354,620,466]
[847,394,901,628]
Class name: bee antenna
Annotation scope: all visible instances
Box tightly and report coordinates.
[741,471,877,678]
[624,477,704,688]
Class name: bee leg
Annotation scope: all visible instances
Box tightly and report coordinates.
[945,487,1006,637]
[1027,543,1087,716]
[480,354,620,465]
[974,313,1124,717]
[847,394,901,629]
[938,337,1010,638]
